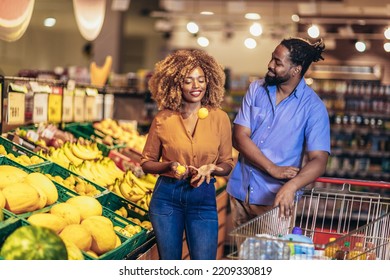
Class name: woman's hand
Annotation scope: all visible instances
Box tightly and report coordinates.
[188,164,223,187]
[170,162,189,180]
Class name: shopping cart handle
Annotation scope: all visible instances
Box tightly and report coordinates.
[315,177,390,189]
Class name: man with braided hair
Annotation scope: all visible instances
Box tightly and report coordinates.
[227,37,330,226]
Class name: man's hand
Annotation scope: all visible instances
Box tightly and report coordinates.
[188,164,223,187]
[267,165,299,180]
[273,181,298,217]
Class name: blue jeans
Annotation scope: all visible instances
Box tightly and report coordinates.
[148,176,218,260]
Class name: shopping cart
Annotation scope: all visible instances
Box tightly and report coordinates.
[229,177,390,260]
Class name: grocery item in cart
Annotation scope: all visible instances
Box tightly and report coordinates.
[283,227,315,256]
[239,234,290,260]
[324,237,339,259]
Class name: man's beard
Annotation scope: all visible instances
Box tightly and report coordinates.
[265,73,289,86]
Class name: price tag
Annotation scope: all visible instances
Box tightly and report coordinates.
[48,86,63,123]
[33,93,48,123]
[74,88,85,122]
[84,96,96,121]
[7,92,25,125]
[62,89,74,122]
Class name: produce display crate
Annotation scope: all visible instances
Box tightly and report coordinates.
[0,209,23,247]
[83,208,148,260]
[96,191,149,223]
[0,136,49,168]
[0,157,77,219]
[31,162,108,198]
[63,122,126,157]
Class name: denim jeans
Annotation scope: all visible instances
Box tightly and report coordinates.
[148,176,218,260]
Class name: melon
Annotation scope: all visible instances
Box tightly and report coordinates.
[50,202,81,225]
[62,239,84,260]
[66,196,103,220]
[81,216,117,255]
[27,213,67,234]
[0,165,28,189]
[2,182,41,214]
[0,190,6,208]
[59,224,92,251]
[23,172,58,206]
[0,225,68,260]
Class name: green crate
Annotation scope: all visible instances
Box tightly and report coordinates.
[0,136,49,168]
[82,207,148,260]
[31,162,108,198]
[0,209,23,247]
[96,191,153,237]
[0,157,77,219]
[63,123,126,157]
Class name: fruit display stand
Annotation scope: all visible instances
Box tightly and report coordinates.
[0,136,49,168]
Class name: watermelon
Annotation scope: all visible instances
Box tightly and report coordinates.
[0,225,68,260]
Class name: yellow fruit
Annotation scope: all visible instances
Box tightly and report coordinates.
[176,165,186,175]
[23,172,58,206]
[66,196,103,220]
[81,216,117,255]
[85,250,99,259]
[197,107,209,119]
[27,213,68,234]
[115,235,121,248]
[59,224,92,251]
[0,144,6,155]
[28,183,48,210]
[0,191,6,209]
[62,239,85,260]
[0,165,28,190]
[2,182,41,214]
[85,215,113,228]
[50,203,81,225]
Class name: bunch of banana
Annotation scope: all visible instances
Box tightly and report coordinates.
[45,173,101,197]
[37,148,71,169]
[128,217,153,231]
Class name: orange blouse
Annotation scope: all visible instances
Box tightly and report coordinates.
[141,108,234,177]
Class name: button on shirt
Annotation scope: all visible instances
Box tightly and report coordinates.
[227,78,330,205]
[141,108,234,177]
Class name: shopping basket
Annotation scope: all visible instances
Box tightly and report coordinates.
[229,177,390,260]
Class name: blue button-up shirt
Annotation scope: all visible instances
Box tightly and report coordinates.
[227,78,330,205]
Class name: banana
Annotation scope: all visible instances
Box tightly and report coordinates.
[143,173,158,184]
[119,180,134,198]
[127,171,155,191]
[89,161,113,186]
[63,143,83,166]
[71,143,100,160]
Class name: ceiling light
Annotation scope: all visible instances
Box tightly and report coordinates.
[244,38,257,49]
[308,24,320,38]
[245,13,261,20]
[384,27,390,40]
[44,18,56,27]
[291,14,300,22]
[384,42,390,52]
[200,11,214,15]
[355,41,366,52]
[249,23,263,37]
[186,21,199,34]
[197,36,209,47]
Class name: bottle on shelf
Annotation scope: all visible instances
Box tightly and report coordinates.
[349,242,366,260]
[335,241,351,260]
[324,237,339,259]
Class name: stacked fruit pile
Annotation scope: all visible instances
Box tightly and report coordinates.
[44,173,102,197]
[0,144,45,166]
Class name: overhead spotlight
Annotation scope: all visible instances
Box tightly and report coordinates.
[384,42,390,52]
[186,21,199,34]
[355,40,366,52]
[384,27,390,40]
[291,14,300,22]
[249,23,263,37]
[245,13,261,20]
[44,17,56,27]
[308,24,320,38]
[244,38,257,49]
[197,36,209,47]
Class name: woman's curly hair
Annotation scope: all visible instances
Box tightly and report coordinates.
[148,49,226,111]
[281,37,325,76]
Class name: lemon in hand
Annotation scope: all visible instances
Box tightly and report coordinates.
[197,108,209,119]
[176,165,186,175]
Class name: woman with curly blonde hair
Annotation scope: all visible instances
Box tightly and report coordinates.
[141,49,234,260]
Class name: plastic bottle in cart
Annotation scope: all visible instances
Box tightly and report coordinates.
[324,237,339,259]
[283,227,314,257]
[349,242,366,260]
[335,241,350,260]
